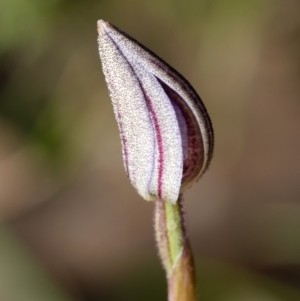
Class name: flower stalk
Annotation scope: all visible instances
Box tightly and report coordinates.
[155,195,196,301]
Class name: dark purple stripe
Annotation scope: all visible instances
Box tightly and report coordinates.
[144,95,164,199]
[117,110,129,176]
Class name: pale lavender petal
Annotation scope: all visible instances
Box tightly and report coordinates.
[98,22,155,201]
[131,61,183,203]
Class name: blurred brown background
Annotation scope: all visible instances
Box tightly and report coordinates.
[1,0,300,300]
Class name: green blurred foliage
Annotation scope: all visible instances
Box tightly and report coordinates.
[0,226,71,301]
[0,0,64,56]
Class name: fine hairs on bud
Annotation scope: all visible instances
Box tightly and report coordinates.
[97,20,214,204]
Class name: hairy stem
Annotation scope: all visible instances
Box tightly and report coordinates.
[154,194,196,301]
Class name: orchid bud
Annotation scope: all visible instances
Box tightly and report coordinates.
[97,20,214,204]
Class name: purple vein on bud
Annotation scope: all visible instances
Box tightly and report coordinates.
[97,20,214,204]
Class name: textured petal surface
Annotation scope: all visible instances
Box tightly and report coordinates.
[97,20,214,203]
[98,24,155,200]
[131,61,182,202]
[101,22,214,176]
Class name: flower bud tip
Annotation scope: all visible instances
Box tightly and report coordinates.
[97,20,107,36]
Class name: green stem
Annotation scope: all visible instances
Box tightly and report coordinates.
[164,199,184,264]
[154,194,196,301]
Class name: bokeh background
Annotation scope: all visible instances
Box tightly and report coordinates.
[1,0,300,300]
